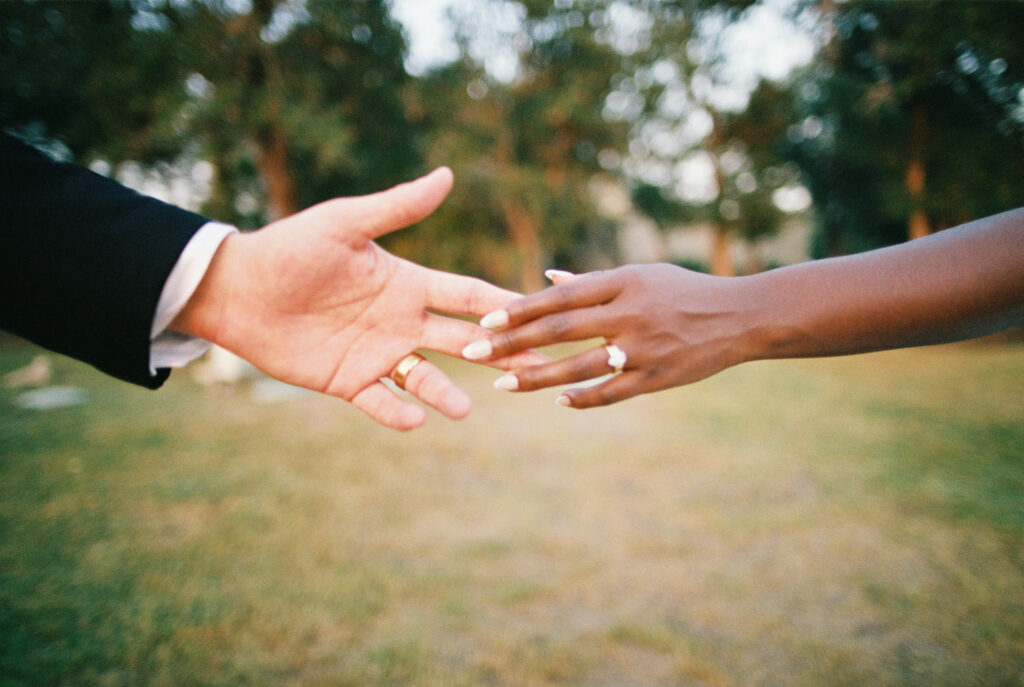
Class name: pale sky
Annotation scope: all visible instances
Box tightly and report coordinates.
[390,0,817,213]
[391,0,817,87]
[390,0,465,76]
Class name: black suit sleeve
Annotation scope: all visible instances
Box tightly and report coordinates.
[0,133,210,388]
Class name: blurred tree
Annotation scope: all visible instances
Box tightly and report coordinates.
[609,0,802,276]
[722,79,803,272]
[0,1,186,162]
[793,0,1024,255]
[393,1,629,292]
[0,0,419,228]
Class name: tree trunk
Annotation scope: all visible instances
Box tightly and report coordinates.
[499,196,546,294]
[203,146,236,223]
[906,105,930,240]
[707,115,734,277]
[257,126,299,221]
[711,226,734,277]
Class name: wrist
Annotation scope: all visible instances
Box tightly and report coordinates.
[735,267,816,362]
[717,274,770,365]
[170,232,244,346]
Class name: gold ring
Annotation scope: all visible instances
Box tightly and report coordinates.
[392,353,426,390]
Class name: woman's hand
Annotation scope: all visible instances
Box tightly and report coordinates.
[462,263,763,408]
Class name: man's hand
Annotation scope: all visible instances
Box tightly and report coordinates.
[172,167,544,430]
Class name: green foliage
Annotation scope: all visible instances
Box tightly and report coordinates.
[793,0,1024,256]
[1,0,419,228]
[631,183,693,228]
[392,2,629,289]
[3,0,1023,271]
[0,1,188,162]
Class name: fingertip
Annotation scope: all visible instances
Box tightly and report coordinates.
[462,340,493,361]
[441,388,473,420]
[493,373,519,391]
[396,404,428,431]
[545,269,577,285]
[429,166,454,191]
[480,309,509,330]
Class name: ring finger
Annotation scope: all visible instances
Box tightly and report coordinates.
[493,344,627,392]
[390,354,473,420]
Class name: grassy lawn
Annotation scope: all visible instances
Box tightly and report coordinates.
[1,339,1022,686]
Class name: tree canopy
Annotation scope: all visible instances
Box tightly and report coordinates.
[2,0,1021,285]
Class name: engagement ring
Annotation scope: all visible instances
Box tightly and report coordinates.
[605,344,627,373]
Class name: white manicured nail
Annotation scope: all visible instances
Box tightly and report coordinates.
[462,340,493,360]
[480,309,509,329]
[555,395,572,407]
[545,269,575,281]
[493,374,519,391]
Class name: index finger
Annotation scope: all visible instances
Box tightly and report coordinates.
[424,268,526,317]
[481,272,621,330]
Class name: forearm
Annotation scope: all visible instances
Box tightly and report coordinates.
[743,208,1024,361]
[0,133,207,387]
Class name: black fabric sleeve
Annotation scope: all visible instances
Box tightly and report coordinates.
[0,133,209,388]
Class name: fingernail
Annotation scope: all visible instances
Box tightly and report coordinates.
[462,340,493,360]
[545,269,575,281]
[493,374,519,391]
[480,309,509,329]
[555,395,572,408]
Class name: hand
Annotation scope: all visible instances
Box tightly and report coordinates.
[172,168,546,430]
[464,264,759,408]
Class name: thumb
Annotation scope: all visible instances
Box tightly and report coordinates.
[324,167,454,245]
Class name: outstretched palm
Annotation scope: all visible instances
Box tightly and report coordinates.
[176,168,543,430]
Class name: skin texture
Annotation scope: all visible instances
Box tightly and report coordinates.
[172,168,546,430]
[474,207,1024,409]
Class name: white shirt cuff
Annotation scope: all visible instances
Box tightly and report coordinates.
[150,221,238,374]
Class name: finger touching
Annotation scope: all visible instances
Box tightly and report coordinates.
[420,313,550,368]
[477,273,620,334]
[425,269,525,317]
[493,345,617,392]
[463,307,610,361]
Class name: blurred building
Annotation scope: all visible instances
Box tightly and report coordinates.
[591,177,812,273]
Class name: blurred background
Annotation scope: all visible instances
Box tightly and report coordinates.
[1,1,1023,685]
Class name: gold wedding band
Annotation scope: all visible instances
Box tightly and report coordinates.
[392,353,426,390]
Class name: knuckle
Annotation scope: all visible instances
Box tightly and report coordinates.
[613,265,640,287]
[506,296,538,324]
[515,368,542,391]
[552,286,575,310]
[406,367,433,396]
[544,313,572,338]
[492,330,518,355]
[504,301,525,323]
[568,355,593,378]
[460,280,484,313]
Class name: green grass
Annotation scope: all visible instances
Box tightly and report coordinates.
[1,339,1023,686]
